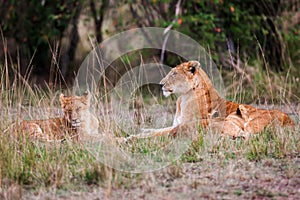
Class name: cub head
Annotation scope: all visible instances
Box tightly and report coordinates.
[160,61,201,97]
[60,91,91,127]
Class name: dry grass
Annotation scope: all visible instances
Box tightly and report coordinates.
[1,43,300,199]
[0,83,299,199]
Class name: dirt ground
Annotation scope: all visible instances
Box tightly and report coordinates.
[19,156,299,200]
[3,104,300,200]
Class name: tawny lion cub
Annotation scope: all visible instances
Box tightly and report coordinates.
[5,91,99,141]
[238,104,295,134]
[126,61,295,141]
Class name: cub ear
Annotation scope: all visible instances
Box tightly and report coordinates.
[60,93,65,102]
[238,105,247,113]
[59,93,67,107]
[188,61,200,74]
[82,90,91,102]
[238,105,249,119]
[83,90,90,97]
[236,107,242,116]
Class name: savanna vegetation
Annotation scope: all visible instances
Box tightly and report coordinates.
[0,0,299,199]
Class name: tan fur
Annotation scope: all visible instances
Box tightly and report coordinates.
[238,105,295,134]
[5,92,99,141]
[126,61,295,141]
[60,91,99,136]
[209,113,246,138]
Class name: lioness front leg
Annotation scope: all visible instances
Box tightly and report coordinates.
[125,120,205,142]
[125,126,175,142]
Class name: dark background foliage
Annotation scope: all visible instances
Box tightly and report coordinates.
[0,0,299,88]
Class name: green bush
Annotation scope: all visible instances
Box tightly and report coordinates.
[157,0,300,70]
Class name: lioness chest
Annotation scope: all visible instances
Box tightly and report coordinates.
[179,93,212,121]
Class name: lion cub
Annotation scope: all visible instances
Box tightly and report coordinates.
[238,105,295,134]
[5,91,99,141]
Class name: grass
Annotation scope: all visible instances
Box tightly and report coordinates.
[0,88,299,199]
[0,46,300,199]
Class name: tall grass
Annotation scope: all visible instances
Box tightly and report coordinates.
[0,38,299,199]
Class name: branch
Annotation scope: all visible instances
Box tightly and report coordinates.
[160,0,182,63]
[90,0,108,43]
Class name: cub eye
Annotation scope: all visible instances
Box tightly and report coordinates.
[171,71,177,77]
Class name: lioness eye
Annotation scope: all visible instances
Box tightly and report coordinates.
[171,71,177,77]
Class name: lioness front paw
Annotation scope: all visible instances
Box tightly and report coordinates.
[123,135,137,143]
[141,128,155,133]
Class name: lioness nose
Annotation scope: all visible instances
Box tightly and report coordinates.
[159,79,165,86]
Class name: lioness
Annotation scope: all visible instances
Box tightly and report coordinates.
[4,91,99,141]
[126,61,295,140]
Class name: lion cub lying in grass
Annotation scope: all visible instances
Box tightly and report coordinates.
[127,61,295,141]
[4,91,99,141]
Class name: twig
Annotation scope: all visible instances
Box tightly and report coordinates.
[160,0,182,64]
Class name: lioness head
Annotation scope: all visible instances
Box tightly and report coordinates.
[60,91,91,127]
[160,61,201,97]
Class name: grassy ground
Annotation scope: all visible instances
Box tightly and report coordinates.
[1,52,300,199]
[0,90,299,199]
[1,127,299,199]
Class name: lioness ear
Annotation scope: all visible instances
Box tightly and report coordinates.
[188,61,200,74]
[190,66,196,74]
